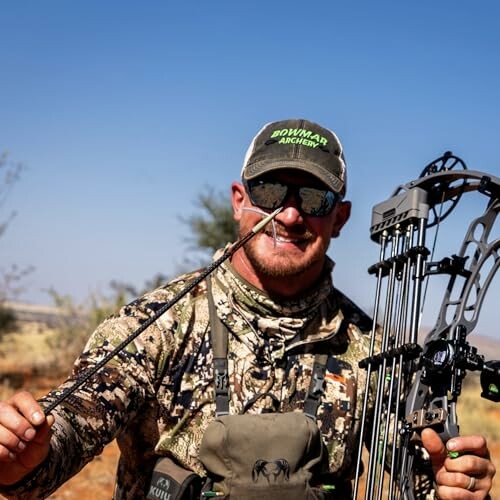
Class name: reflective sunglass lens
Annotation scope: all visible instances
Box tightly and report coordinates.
[299,188,336,216]
[247,179,338,216]
[249,181,287,209]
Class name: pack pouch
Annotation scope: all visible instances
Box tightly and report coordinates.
[199,411,332,499]
[146,456,202,500]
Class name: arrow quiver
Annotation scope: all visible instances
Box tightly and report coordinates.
[352,152,500,499]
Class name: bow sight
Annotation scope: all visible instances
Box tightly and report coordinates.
[353,152,500,500]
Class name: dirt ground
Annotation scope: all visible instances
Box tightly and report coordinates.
[48,441,118,499]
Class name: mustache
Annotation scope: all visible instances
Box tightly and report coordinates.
[241,206,314,242]
[265,222,314,241]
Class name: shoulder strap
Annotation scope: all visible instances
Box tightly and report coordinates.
[303,354,328,419]
[206,276,230,417]
[206,276,328,420]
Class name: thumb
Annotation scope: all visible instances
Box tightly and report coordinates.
[32,414,55,445]
[421,428,447,473]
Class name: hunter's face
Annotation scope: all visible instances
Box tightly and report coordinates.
[230,170,350,297]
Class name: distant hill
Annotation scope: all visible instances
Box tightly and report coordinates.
[468,334,500,363]
[3,301,69,329]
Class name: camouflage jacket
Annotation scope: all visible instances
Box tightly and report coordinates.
[4,257,380,499]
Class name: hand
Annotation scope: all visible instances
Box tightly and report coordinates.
[421,428,496,499]
[0,391,54,486]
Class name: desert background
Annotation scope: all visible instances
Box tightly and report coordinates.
[2,3,500,498]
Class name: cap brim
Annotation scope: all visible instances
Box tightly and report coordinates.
[243,159,344,194]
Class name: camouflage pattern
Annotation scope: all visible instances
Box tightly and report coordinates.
[2,254,399,499]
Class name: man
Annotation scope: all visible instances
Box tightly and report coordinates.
[0,119,495,499]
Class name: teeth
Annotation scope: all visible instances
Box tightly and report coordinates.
[276,236,298,243]
[268,233,300,243]
[264,231,304,244]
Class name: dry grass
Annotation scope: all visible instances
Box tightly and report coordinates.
[1,325,58,360]
[458,374,500,441]
[0,316,90,390]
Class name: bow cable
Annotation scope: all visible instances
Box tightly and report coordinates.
[44,207,282,415]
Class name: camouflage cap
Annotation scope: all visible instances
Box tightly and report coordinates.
[241,118,347,195]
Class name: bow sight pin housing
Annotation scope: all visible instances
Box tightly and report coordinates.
[422,339,456,375]
[421,332,491,399]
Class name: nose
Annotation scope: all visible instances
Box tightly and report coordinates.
[276,192,304,226]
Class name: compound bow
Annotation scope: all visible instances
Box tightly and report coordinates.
[353,152,500,499]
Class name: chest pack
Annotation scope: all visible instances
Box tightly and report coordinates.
[147,278,342,500]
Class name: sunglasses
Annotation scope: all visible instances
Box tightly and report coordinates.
[244,178,341,217]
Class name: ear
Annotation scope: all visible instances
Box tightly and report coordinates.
[231,181,247,222]
[331,201,351,238]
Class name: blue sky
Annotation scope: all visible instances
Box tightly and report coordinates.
[1,1,499,337]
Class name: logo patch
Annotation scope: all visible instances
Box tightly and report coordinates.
[147,473,172,500]
[270,128,328,148]
[252,459,290,482]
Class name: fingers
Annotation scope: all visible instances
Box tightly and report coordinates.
[444,435,495,493]
[434,470,491,496]
[444,452,493,477]
[422,430,491,469]
[447,435,490,459]
[0,392,52,461]
[6,391,47,426]
[422,431,496,499]
[0,392,54,486]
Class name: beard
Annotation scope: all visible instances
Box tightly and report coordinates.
[239,223,329,279]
